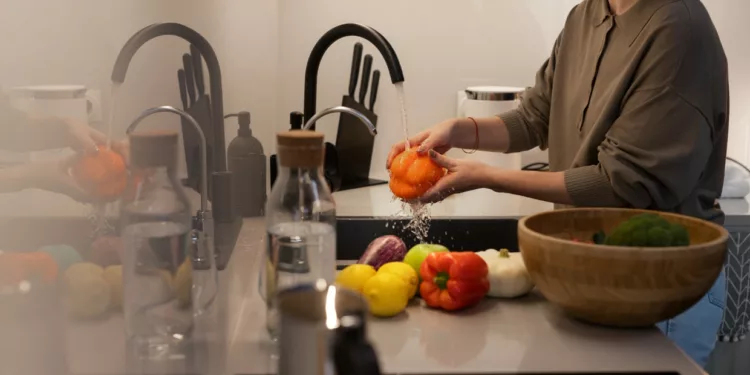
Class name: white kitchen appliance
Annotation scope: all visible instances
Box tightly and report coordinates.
[5,85,99,163]
[456,86,549,169]
[722,158,750,199]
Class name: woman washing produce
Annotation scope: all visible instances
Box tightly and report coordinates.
[387,0,729,368]
[0,90,128,202]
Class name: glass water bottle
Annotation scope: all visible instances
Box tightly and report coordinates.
[263,130,337,340]
[120,131,194,359]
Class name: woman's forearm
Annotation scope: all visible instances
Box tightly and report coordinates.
[0,96,70,152]
[0,164,40,193]
[483,168,573,205]
[451,116,510,152]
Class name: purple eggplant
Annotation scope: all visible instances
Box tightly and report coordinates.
[357,235,407,270]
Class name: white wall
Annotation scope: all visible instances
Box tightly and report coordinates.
[209,0,278,156]
[702,0,750,163]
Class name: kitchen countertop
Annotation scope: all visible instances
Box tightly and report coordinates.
[48,218,706,375]
[3,185,750,228]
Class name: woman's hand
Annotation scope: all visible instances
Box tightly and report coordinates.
[65,120,129,163]
[418,150,492,203]
[386,119,457,169]
[28,156,94,203]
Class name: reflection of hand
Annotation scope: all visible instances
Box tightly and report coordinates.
[64,120,129,165]
[417,151,492,204]
[28,156,94,203]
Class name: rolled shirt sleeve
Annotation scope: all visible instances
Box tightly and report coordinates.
[498,32,562,153]
[564,86,714,209]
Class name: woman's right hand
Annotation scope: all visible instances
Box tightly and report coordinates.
[386,119,457,169]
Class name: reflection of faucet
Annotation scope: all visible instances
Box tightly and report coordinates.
[126,106,218,311]
[303,106,377,135]
[126,106,208,213]
[126,105,212,255]
[303,23,405,129]
[111,22,226,173]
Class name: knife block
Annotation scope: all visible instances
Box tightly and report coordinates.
[335,95,386,191]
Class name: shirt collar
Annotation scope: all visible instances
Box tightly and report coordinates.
[617,0,680,45]
[592,0,611,27]
[593,0,681,44]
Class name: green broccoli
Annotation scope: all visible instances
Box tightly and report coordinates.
[602,213,690,247]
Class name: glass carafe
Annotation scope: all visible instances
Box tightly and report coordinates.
[261,130,337,340]
[120,131,194,359]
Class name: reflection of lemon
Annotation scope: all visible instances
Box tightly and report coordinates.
[362,273,409,318]
[335,264,376,293]
[102,265,123,309]
[265,259,276,299]
[174,258,192,309]
[377,262,418,299]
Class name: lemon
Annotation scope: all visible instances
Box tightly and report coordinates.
[102,265,123,309]
[377,262,418,299]
[174,258,192,309]
[362,273,409,318]
[335,264,377,293]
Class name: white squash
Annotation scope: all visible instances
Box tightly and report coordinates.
[475,248,534,298]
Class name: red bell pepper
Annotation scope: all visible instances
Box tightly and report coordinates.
[0,252,58,286]
[419,251,489,311]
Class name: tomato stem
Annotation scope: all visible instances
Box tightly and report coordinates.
[434,272,449,289]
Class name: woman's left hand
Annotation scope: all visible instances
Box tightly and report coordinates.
[29,156,94,203]
[418,150,492,203]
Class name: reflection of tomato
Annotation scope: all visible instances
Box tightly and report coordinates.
[71,147,127,201]
[388,149,445,200]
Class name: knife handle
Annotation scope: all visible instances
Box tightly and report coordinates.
[349,43,363,98]
[190,45,205,96]
[369,70,380,112]
[178,69,188,109]
[182,54,196,105]
[358,55,373,104]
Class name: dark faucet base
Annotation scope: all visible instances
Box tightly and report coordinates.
[214,216,243,270]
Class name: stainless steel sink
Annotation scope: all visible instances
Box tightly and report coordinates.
[336,216,519,261]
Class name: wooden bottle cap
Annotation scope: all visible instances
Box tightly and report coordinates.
[129,130,179,168]
[276,130,325,168]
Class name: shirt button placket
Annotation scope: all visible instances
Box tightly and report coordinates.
[579,16,614,132]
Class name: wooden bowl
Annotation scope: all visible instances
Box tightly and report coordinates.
[518,208,727,327]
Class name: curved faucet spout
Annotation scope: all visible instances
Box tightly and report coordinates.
[302,106,376,136]
[304,23,405,129]
[126,106,208,212]
[111,22,226,173]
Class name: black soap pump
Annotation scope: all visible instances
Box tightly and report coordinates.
[226,111,266,217]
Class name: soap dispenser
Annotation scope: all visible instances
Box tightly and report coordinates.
[226,111,266,217]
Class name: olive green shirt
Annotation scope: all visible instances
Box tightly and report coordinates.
[500,0,729,223]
